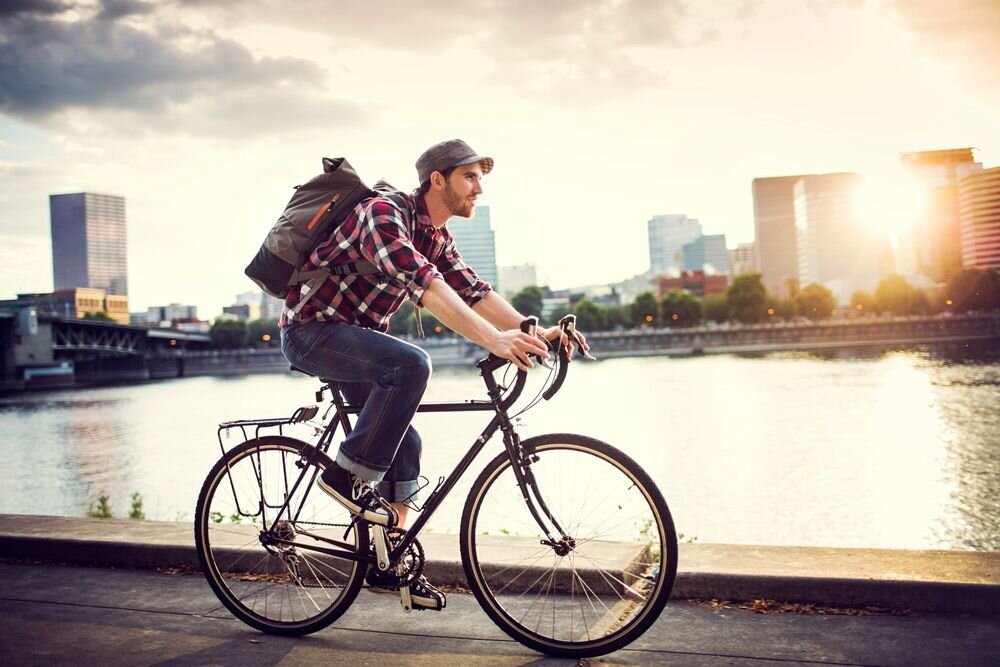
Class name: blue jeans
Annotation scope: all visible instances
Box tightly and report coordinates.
[280,321,431,502]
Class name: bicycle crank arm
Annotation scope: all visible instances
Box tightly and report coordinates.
[400,584,413,613]
[372,526,392,571]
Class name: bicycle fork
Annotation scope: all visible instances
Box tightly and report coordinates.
[504,431,575,556]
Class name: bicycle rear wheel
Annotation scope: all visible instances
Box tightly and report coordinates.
[194,436,365,635]
[460,433,677,658]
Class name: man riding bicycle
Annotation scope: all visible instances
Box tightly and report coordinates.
[280,139,589,610]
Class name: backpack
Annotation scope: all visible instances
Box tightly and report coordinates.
[245,157,406,299]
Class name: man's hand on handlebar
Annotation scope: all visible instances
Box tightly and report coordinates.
[538,324,593,362]
[487,329,550,371]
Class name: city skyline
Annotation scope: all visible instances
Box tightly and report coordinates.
[1,0,998,318]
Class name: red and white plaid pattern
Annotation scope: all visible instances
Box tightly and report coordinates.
[281,190,491,331]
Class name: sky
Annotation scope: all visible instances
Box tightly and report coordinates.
[1,0,998,319]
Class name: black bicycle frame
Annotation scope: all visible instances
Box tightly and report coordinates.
[254,359,569,566]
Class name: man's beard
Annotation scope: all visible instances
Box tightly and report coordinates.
[443,182,474,218]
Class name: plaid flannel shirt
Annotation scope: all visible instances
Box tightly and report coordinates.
[281,190,491,331]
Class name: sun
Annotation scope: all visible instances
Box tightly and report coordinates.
[854,168,927,244]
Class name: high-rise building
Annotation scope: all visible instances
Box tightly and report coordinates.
[794,173,887,303]
[958,166,1000,269]
[900,148,981,282]
[729,242,757,276]
[50,192,128,296]
[680,234,730,274]
[752,176,805,296]
[448,205,498,287]
[647,214,702,274]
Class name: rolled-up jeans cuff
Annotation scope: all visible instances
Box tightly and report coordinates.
[336,450,387,482]
[374,479,420,504]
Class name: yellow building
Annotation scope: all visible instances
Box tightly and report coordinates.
[48,288,130,325]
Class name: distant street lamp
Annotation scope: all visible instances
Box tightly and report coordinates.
[644,315,653,323]
[262,334,272,342]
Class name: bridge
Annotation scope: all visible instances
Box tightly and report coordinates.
[1,313,211,390]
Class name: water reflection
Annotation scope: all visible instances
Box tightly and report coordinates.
[0,347,997,551]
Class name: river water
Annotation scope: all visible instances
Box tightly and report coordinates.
[2,346,998,551]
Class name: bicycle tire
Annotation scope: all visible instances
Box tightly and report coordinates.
[460,433,677,658]
[194,436,366,635]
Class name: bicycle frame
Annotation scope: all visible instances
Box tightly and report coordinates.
[224,351,570,570]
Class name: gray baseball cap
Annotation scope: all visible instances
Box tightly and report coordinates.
[415,139,493,185]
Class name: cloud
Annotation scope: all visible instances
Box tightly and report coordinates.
[177,0,696,103]
[0,0,71,18]
[884,0,1000,100]
[0,0,369,134]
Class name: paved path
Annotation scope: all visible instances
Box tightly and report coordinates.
[2,562,997,666]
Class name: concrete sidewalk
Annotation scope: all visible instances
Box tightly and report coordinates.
[1,561,997,666]
[1,514,998,615]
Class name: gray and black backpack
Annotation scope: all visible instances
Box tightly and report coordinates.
[245,157,406,299]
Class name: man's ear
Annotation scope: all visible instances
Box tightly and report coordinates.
[432,171,445,189]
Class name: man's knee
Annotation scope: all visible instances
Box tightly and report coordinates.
[379,348,431,387]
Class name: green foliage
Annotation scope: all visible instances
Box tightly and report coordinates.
[794,283,836,321]
[83,311,114,321]
[631,291,659,327]
[129,492,146,521]
[604,305,629,330]
[945,268,1000,313]
[773,297,797,321]
[702,295,729,323]
[659,290,702,328]
[851,290,877,315]
[511,286,544,318]
[247,318,280,347]
[210,318,249,349]
[88,493,112,519]
[727,273,768,323]
[874,274,928,315]
[573,299,607,331]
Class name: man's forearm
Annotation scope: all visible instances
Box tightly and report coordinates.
[472,290,526,330]
[420,279,499,348]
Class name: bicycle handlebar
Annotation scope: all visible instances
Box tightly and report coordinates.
[478,314,583,409]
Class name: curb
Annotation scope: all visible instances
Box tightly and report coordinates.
[2,515,998,616]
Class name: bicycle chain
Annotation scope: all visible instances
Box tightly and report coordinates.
[274,521,426,586]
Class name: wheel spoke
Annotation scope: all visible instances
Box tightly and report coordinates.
[462,437,676,656]
[196,438,364,634]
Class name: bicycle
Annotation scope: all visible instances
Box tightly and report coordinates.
[194,315,678,659]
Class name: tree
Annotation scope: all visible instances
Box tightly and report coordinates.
[210,319,249,349]
[874,274,928,315]
[727,273,768,323]
[573,299,607,331]
[851,290,876,316]
[702,295,728,323]
[511,286,544,318]
[944,268,1000,313]
[604,305,629,330]
[794,283,836,321]
[83,311,114,321]
[631,291,659,327]
[659,291,701,328]
[770,297,796,321]
[247,318,280,347]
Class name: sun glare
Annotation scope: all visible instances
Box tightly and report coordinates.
[855,168,927,244]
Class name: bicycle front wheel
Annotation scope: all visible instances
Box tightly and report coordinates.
[460,433,677,658]
[194,436,365,636]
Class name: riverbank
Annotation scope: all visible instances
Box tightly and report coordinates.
[3,313,998,392]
